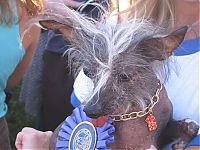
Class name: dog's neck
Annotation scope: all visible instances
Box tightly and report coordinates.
[109,88,172,150]
[109,118,158,150]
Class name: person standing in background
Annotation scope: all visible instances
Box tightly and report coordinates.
[126,0,199,149]
[0,0,40,149]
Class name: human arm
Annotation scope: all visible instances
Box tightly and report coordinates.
[185,134,200,150]
[7,1,40,88]
[185,147,200,150]
[43,0,84,10]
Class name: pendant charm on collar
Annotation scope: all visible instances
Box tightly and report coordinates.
[145,113,157,131]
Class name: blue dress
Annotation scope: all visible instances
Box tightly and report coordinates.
[0,0,25,118]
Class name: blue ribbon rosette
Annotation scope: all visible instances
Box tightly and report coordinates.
[56,105,115,150]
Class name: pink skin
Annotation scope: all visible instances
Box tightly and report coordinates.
[63,0,84,8]
[15,128,52,150]
[183,0,200,2]
[174,0,200,39]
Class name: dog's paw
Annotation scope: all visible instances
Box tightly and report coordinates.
[172,140,185,150]
[179,119,199,138]
[172,119,199,150]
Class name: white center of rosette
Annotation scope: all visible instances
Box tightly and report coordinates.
[69,121,97,150]
[74,128,92,150]
[74,69,94,103]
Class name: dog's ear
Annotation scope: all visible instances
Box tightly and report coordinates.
[39,20,66,30]
[39,20,74,40]
[137,26,188,61]
[37,0,81,41]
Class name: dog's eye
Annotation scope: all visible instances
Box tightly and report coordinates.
[119,73,132,82]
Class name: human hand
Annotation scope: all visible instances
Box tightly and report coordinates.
[15,127,53,150]
[63,0,85,9]
[43,0,84,10]
[185,146,200,150]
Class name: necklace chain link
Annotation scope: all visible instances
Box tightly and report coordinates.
[110,81,162,122]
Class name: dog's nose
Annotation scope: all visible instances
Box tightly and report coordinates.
[83,104,103,119]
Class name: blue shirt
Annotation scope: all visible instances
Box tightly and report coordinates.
[174,36,199,56]
[0,0,25,117]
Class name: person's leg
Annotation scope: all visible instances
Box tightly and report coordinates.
[0,117,11,150]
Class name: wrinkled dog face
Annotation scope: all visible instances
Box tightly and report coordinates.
[83,25,188,118]
[38,1,187,118]
[83,46,159,118]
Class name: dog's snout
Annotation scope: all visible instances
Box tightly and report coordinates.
[83,104,103,119]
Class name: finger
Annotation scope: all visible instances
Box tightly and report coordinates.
[21,127,35,132]
[15,132,23,150]
[45,131,53,136]
[64,0,84,8]
[21,127,40,134]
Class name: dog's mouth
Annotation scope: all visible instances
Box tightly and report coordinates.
[86,113,100,119]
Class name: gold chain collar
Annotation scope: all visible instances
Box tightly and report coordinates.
[110,81,163,122]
